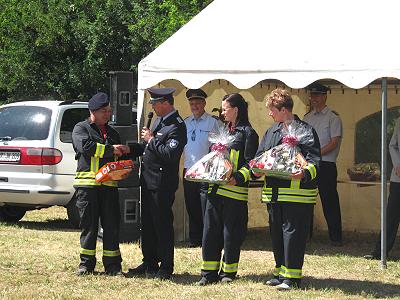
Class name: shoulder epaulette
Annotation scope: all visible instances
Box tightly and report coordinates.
[176,116,183,123]
[331,110,339,116]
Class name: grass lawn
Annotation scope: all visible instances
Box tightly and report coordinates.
[1,206,400,299]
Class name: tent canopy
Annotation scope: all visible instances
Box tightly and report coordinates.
[138,0,400,97]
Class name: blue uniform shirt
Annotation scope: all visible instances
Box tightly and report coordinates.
[303,106,342,162]
[183,112,220,169]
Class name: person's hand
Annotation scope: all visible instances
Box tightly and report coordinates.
[395,165,400,177]
[227,177,237,186]
[141,127,154,143]
[112,145,123,157]
[291,169,304,180]
[115,145,130,154]
[251,170,264,178]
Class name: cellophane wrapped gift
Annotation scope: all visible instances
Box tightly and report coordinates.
[184,126,234,185]
[95,159,135,183]
[250,121,309,179]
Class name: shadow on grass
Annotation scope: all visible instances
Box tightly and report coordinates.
[1,218,79,232]
[305,277,400,298]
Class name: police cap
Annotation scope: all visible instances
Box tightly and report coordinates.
[147,87,176,104]
[186,88,207,101]
[88,92,110,111]
[308,83,331,94]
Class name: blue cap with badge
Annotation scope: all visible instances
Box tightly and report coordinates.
[147,87,176,104]
[88,92,110,111]
[186,88,207,100]
[308,83,331,94]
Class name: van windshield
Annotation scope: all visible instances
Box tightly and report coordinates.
[0,106,52,140]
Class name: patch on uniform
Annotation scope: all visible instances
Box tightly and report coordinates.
[176,116,183,123]
[332,110,339,115]
[168,139,179,148]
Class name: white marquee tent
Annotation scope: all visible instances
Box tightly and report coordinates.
[137,0,400,267]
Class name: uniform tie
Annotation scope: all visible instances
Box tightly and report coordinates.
[153,117,164,133]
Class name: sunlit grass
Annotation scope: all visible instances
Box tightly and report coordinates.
[0,206,399,299]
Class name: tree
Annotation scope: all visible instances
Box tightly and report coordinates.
[0,0,212,102]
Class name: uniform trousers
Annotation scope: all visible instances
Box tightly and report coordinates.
[183,168,208,244]
[75,187,121,271]
[267,201,313,282]
[141,182,175,274]
[319,161,342,242]
[372,181,400,256]
[201,193,248,280]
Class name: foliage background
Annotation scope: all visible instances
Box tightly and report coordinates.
[0,0,212,102]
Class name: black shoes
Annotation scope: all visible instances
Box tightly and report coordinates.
[330,240,343,247]
[363,253,380,260]
[197,276,219,286]
[126,263,159,277]
[276,279,300,291]
[154,269,172,280]
[76,266,94,276]
[188,242,202,248]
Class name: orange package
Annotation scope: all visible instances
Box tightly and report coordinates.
[95,160,135,183]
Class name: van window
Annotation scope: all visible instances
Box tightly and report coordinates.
[60,108,89,143]
[0,106,52,140]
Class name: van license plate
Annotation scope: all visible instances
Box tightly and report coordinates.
[0,151,21,162]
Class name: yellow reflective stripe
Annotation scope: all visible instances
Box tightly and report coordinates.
[216,190,248,201]
[221,262,238,273]
[73,179,101,186]
[75,171,96,179]
[230,149,239,172]
[94,143,105,158]
[90,157,100,173]
[80,248,96,256]
[305,164,317,180]
[216,185,248,201]
[202,261,220,271]
[238,167,251,182]
[273,266,281,276]
[261,187,317,203]
[103,249,121,257]
[220,185,248,193]
[290,179,300,189]
[280,265,302,279]
[263,187,318,196]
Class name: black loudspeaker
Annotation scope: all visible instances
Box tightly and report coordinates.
[113,125,140,188]
[109,71,134,125]
[118,187,141,243]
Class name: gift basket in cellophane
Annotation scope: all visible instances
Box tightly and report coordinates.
[95,159,135,183]
[184,126,234,185]
[250,121,310,179]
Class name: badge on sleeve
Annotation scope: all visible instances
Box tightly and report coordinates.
[168,139,179,149]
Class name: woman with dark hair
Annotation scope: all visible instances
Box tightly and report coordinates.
[198,93,259,285]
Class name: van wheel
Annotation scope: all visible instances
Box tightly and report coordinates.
[66,197,80,228]
[0,206,26,222]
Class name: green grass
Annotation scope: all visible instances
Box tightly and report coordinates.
[1,207,400,299]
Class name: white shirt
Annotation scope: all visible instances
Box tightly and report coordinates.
[303,106,343,162]
[183,112,220,169]
[390,117,400,182]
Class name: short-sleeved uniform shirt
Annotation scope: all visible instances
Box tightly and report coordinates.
[303,106,342,162]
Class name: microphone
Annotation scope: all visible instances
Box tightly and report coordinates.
[146,112,154,129]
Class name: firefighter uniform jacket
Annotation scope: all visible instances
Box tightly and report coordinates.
[255,117,321,204]
[209,123,259,201]
[72,120,120,187]
[130,111,187,191]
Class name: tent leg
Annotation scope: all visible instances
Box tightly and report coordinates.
[381,78,388,269]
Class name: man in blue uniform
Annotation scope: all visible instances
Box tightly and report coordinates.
[303,83,343,246]
[183,88,220,247]
[127,87,187,280]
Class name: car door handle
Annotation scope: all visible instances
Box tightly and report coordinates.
[0,177,8,182]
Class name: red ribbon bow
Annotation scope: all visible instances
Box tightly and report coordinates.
[282,135,298,147]
[211,143,228,152]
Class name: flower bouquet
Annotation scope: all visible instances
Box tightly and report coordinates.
[95,159,135,183]
[185,126,234,185]
[250,121,310,179]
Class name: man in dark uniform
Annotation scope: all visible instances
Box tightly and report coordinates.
[127,87,187,280]
[72,92,130,276]
[303,83,343,246]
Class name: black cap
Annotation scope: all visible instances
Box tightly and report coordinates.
[88,92,109,111]
[308,83,331,94]
[147,87,176,104]
[186,88,207,100]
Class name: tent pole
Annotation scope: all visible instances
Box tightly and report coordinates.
[380,78,388,269]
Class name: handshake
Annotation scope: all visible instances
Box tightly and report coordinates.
[112,144,131,157]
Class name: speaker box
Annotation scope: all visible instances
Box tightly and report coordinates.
[109,71,134,126]
[118,187,141,243]
[113,125,140,188]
